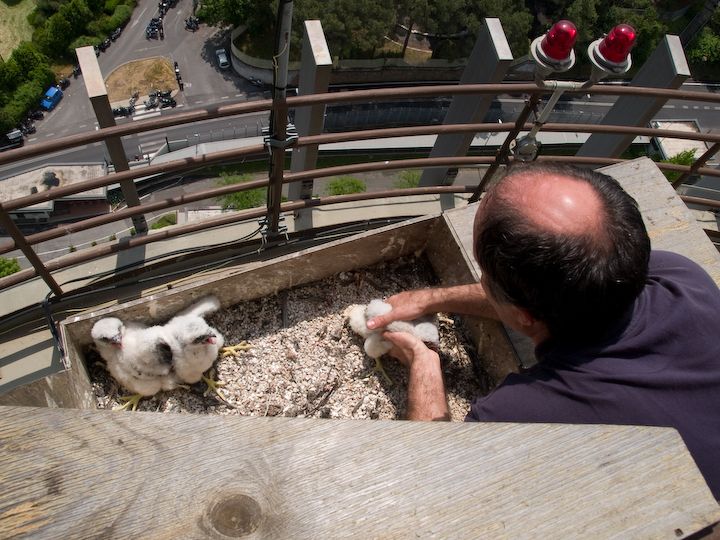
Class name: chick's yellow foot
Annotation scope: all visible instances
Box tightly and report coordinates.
[374,358,393,386]
[202,370,226,397]
[115,393,143,411]
[221,341,252,358]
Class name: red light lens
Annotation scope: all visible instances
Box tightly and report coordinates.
[598,24,636,63]
[540,20,578,61]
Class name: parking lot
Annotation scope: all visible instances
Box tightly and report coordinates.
[25,0,266,146]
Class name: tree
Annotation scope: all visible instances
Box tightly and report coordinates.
[37,13,74,57]
[597,0,667,67]
[197,0,254,27]
[394,0,431,56]
[688,27,720,64]
[565,0,600,44]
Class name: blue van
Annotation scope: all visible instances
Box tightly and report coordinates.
[40,86,63,111]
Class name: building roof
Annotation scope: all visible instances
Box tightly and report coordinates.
[0,164,107,212]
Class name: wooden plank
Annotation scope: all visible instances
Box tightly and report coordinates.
[600,158,720,285]
[0,406,717,539]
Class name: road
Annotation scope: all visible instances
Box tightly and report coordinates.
[9,0,270,172]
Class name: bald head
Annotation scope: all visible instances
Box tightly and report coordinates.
[476,169,609,251]
[473,163,651,342]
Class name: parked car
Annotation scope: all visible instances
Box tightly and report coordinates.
[110,27,122,41]
[215,48,230,69]
[0,129,24,152]
[40,86,63,111]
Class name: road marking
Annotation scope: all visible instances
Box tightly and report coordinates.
[79,124,87,128]
[134,111,161,120]
[235,93,243,97]
[682,105,689,109]
[28,138,37,142]
[132,7,148,27]
[45,133,55,137]
[194,100,204,104]
[693,106,699,109]
[221,96,229,99]
[704,106,710,110]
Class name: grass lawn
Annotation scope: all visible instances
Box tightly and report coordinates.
[0,0,34,59]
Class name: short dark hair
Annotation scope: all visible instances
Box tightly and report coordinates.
[475,163,651,341]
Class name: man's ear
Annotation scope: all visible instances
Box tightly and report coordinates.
[510,305,535,328]
[510,305,550,345]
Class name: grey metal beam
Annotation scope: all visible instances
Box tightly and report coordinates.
[289,20,332,231]
[576,35,690,159]
[419,18,513,208]
[76,46,147,234]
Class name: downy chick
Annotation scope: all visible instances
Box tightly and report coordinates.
[163,296,225,385]
[91,316,178,409]
[347,299,440,384]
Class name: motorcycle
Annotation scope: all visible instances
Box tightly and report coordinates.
[184,17,199,31]
[159,96,177,108]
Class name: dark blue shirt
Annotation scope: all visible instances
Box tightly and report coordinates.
[466,251,720,499]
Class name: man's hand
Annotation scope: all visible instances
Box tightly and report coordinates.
[382,330,432,368]
[382,330,450,421]
[366,290,433,330]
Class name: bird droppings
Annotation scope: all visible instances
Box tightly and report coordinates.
[86,254,494,421]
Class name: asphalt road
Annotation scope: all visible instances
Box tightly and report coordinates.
[17,0,270,161]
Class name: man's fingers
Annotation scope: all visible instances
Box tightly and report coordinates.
[366,314,389,330]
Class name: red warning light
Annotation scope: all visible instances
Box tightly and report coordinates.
[540,20,578,61]
[598,24,636,64]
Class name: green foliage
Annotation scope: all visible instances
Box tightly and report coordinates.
[0,256,21,278]
[688,27,720,64]
[151,212,177,229]
[216,172,266,210]
[660,149,696,183]
[394,169,421,188]
[597,0,667,67]
[197,0,252,27]
[326,176,367,195]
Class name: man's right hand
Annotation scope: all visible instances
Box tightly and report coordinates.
[366,290,432,330]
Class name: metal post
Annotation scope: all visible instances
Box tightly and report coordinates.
[576,35,690,159]
[76,46,147,234]
[0,204,63,296]
[673,142,720,189]
[419,18,513,209]
[266,0,294,238]
[468,93,541,202]
[289,20,332,231]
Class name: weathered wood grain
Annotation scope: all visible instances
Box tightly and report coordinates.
[601,158,720,285]
[0,406,717,539]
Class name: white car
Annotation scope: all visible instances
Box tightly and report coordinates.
[215,48,229,69]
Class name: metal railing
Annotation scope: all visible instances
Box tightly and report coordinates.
[0,83,719,298]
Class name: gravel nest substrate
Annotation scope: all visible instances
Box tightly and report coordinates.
[88,254,494,421]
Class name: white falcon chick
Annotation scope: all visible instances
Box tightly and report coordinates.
[347,299,439,384]
[163,295,225,388]
[91,316,178,410]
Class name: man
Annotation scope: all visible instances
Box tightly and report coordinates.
[367,163,720,499]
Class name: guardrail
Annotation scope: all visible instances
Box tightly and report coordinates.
[0,83,719,297]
